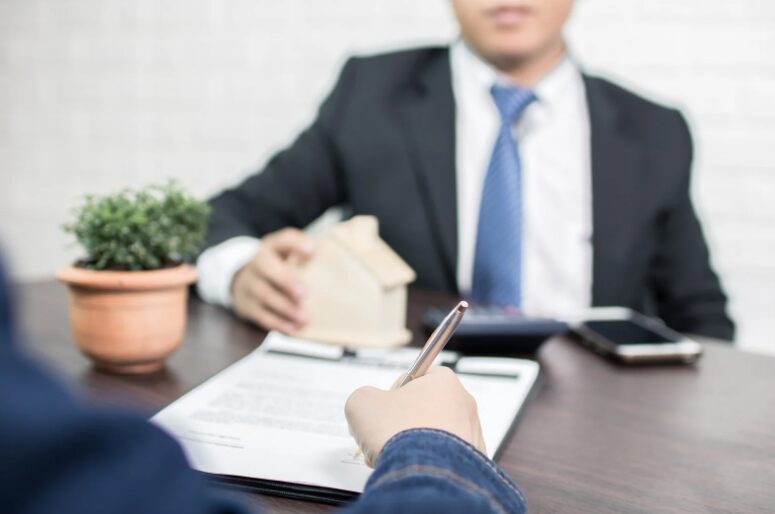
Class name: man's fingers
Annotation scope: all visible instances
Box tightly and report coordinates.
[253,305,297,334]
[232,276,260,320]
[230,229,314,332]
[253,251,305,300]
[254,280,307,325]
[266,228,316,258]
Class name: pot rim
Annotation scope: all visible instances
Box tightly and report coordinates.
[56,263,197,291]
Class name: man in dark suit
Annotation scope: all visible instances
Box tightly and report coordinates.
[197,0,734,340]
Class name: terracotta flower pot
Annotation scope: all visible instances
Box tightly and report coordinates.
[56,264,197,374]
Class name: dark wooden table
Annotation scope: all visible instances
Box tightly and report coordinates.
[17,281,775,513]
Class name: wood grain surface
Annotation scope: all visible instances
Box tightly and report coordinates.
[16,281,775,513]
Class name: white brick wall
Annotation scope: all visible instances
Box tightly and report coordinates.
[1,0,773,354]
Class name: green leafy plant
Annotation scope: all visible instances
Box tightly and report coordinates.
[64,182,211,271]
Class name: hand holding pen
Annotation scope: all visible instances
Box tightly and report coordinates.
[345,302,486,467]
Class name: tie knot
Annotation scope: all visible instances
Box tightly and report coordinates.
[490,84,536,124]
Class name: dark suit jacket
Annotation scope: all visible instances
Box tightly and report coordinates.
[206,47,734,340]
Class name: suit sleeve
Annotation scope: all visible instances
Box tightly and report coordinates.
[650,112,735,341]
[204,59,357,248]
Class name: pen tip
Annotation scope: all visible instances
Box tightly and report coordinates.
[457,300,469,312]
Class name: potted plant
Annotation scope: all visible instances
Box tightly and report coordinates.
[56,182,210,374]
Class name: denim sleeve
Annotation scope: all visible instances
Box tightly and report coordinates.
[340,429,527,514]
[0,260,251,514]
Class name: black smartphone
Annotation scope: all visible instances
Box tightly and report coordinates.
[573,308,702,364]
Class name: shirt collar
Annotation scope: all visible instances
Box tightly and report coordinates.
[452,39,582,115]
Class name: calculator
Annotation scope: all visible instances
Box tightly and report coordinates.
[421,304,568,355]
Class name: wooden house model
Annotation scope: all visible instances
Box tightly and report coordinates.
[291,216,416,347]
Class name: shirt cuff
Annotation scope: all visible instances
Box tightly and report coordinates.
[196,236,261,308]
[367,428,527,514]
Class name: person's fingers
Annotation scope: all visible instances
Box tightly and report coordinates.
[253,250,305,301]
[471,409,487,456]
[345,385,386,465]
[425,365,455,377]
[254,280,307,325]
[391,364,454,390]
[390,373,408,390]
[345,387,386,439]
[476,429,487,456]
[347,366,489,464]
[345,385,382,421]
[265,228,316,259]
[364,452,377,468]
[232,272,260,320]
[460,388,487,455]
[462,388,477,411]
[252,304,297,334]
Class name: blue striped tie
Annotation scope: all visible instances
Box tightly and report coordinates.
[471,84,536,308]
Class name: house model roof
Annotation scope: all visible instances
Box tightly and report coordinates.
[328,216,416,290]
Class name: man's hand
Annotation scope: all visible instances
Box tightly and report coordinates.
[230,228,316,333]
[345,366,486,467]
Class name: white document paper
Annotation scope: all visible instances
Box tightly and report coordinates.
[152,333,539,494]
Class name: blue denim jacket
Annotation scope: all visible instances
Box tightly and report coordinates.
[0,258,526,514]
[347,429,527,514]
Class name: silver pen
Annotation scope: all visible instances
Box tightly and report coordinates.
[352,301,468,460]
[398,300,469,387]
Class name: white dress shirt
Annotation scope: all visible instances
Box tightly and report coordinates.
[451,41,592,318]
[198,40,593,318]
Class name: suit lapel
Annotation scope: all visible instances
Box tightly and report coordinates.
[397,64,640,299]
[584,76,642,305]
[399,50,458,291]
